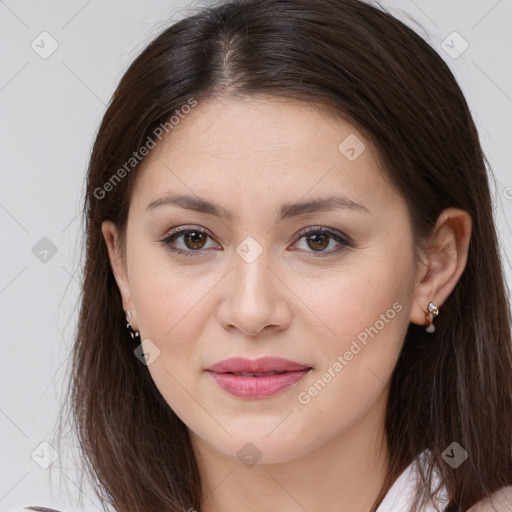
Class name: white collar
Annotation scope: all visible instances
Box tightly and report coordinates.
[376,450,449,512]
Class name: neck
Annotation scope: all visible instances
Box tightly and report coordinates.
[191,387,390,512]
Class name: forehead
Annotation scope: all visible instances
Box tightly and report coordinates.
[130,95,395,214]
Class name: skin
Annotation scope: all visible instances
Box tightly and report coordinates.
[102,95,472,512]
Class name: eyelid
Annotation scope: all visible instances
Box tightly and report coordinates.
[159,224,353,257]
[161,224,213,240]
[292,225,353,245]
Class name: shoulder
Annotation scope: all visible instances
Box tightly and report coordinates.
[467,485,512,512]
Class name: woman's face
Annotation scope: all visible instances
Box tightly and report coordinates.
[103,95,424,465]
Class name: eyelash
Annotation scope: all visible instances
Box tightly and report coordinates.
[158,225,354,258]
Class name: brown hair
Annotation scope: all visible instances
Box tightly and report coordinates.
[53,0,512,510]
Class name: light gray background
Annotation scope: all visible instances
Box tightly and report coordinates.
[1,0,511,510]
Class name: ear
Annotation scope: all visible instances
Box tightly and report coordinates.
[101,220,138,330]
[409,207,472,327]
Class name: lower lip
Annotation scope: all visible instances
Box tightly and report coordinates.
[207,369,312,399]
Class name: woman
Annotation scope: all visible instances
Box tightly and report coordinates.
[16,0,512,511]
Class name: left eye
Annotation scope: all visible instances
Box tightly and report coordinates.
[159,226,351,257]
[291,228,349,255]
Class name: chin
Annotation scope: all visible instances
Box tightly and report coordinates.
[207,428,319,466]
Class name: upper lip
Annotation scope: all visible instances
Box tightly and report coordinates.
[206,357,312,373]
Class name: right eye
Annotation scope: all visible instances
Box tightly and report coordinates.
[159,225,220,257]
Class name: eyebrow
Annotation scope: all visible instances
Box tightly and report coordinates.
[145,192,370,221]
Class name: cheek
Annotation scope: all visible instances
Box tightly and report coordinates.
[294,256,410,348]
[291,279,409,447]
[128,245,229,352]
[130,258,212,422]
[130,247,215,340]
[292,253,413,410]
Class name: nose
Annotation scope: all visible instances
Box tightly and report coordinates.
[217,246,292,337]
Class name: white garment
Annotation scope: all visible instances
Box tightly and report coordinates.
[376,450,449,512]
[8,451,449,512]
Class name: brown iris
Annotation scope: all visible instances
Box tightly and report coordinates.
[306,233,330,251]
[183,231,208,250]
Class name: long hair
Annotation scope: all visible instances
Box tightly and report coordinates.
[53,0,512,510]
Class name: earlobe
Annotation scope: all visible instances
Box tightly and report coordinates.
[409,207,472,329]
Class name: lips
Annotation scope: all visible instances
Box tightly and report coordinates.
[206,357,313,399]
[206,356,312,374]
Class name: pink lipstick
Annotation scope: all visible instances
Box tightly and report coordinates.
[206,356,312,399]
